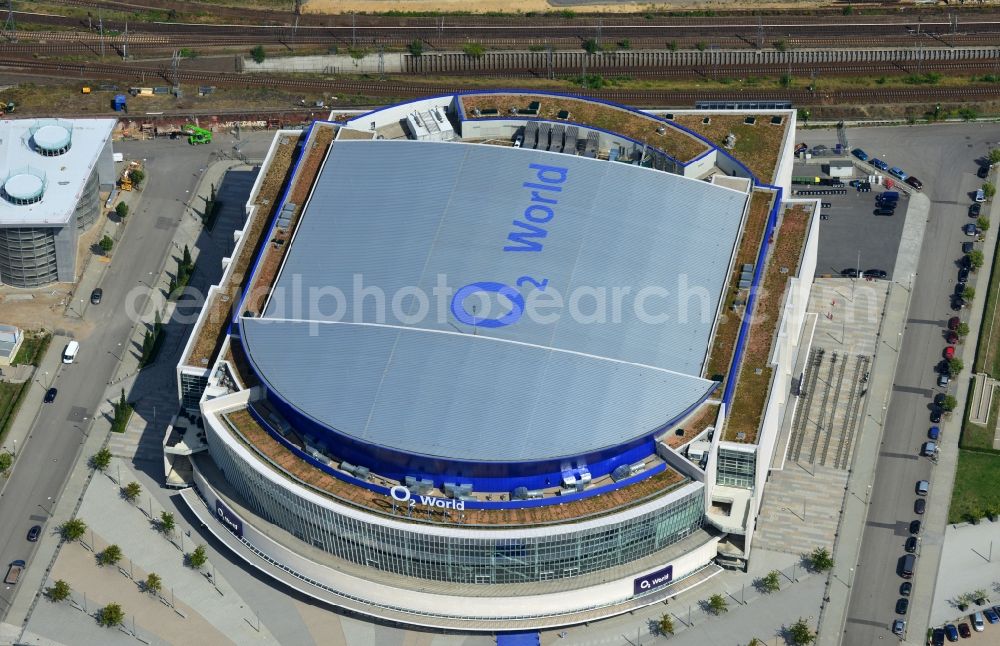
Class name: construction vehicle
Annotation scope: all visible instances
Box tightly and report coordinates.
[118,160,143,192]
[183,124,212,145]
[0,101,15,116]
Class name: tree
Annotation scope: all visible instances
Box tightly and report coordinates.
[406,40,423,56]
[115,202,129,219]
[617,38,630,50]
[977,215,991,232]
[0,451,13,476]
[773,39,788,52]
[963,286,976,302]
[582,38,600,54]
[948,357,964,377]
[130,169,145,187]
[809,546,834,572]
[760,570,781,593]
[958,322,970,338]
[187,544,208,569]
[159,511,176,535]
[59,518,87,542]
[941,394,958,413]
[97,602,125,627]
[97,544,123,567]
[707,593,728,615]
[657,613,674,635]
[90,447,112,472]
[666,40,678,51]
[98,235,114,255]
[788,618,815,645]
[144,572,162,595]
[970,249,985,270]
[988,148,1000,166]
[250,45,266,64]
[45,579,71,602]
[985,182,997,200]
[123,481,142,502]
[182,245,192,270]
[748,639,764,646]
[462,42,485,58]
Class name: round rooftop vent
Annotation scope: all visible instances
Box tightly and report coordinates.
[3,173,45,205]
[33,124,72,156]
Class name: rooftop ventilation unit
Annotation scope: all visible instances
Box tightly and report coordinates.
[1,167,46,205]
[28,120,74,156]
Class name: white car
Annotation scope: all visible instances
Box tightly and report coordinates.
[975,188,986,203]
[973,611,985,632]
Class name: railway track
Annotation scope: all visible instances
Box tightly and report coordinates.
[4,56,1000,108]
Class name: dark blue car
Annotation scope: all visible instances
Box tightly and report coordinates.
[945,623,959,642]
[852,148,869,161]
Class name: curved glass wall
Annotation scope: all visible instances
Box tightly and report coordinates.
[0,227,59,287]
[208,430,705,585]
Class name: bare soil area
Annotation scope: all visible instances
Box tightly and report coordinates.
[304,0,834,15]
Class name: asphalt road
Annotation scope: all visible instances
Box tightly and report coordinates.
[827,124,1000,645]
[0,132,271,618]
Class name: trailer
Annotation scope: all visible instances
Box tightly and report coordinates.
[5,560,25,585]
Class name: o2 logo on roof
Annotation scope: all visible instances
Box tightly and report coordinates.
[450,162,568,329]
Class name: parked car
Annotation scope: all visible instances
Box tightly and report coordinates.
[896,598,909,615]
[852,148,869,161]
[872,158,890,171]
[906,176,923,190]
[952,297,965,312]
[878,191,900,204]
[915,498,926,514]
[965,223,979,236]
[929,426,941,440]
[949,316,961,330]
[910,519,922,534]
[973,612,985,632]
[905,536,918,553]
[958,268,970,284]
[976,188,986,203]
[931,407,942,422]
[841,268,860,278]
[90,287,103,305]
[955,283,967,297]
[978,164,990,179]
[43,388,57,403]
[889,167,909,180]
[944,346,956,359]
[938,373,950,387]
[893,619,906,636]
[932,627,945,645]
[900,581,912,596]
[947,331,959,344]
[963,241,975,254]
[962,254,973,269]
[958,623,971,639]
[935,393,947,406]
[969,203,981,218]
[916,480,929,496]
[26,526,40,542]
[945,623,959,641]
[874,207,896,216]
[864,269,888,279]
[984,607,999,624]
[922,441,938,457]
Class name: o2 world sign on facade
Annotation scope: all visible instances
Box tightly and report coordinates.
[633,564,673,596]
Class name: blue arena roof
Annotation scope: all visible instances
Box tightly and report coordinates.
[240,139,748,464]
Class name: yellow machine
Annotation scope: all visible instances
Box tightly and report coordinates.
[118,160,142,192]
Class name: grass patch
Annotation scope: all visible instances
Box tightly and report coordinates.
[973,232,1000,377]
[0,382,28,442]
[949,449,1000,523]
[11,331,51,367]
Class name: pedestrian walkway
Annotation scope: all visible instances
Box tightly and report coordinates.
[753,465,849,556]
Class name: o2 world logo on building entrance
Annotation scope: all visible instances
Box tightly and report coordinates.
[389,485,466,511]
[633,564,673,596]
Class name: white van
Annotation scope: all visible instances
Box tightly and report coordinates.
[62,340,79,364]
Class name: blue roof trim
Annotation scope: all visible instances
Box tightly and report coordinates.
[244,403,677,512]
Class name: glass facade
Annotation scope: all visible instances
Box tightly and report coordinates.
[74,170,101,231]
[181,371,209,412]
[716,446,756,489]
[207,427,705,586]
[0,226,59,287]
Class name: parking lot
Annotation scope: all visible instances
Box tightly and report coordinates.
[793,162,908,280]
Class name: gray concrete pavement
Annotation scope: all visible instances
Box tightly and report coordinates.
[0,131,274,636]
[802,122,1000,645]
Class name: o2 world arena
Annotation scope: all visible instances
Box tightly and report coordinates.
[171,91,818,631]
